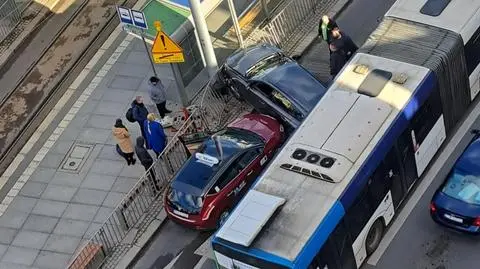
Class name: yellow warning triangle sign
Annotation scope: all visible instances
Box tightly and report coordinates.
[152,31,183,53]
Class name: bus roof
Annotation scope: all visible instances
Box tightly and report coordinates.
[216,53,431,262]
[386,0,480,42]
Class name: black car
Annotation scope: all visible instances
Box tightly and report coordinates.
[215,44,327,132]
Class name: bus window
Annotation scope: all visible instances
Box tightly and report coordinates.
[345,187,374,240]
[310,220,356,269]
[465,25,480,75]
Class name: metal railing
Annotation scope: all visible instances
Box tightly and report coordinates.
[246,0,320,53]
[67,82,249,269]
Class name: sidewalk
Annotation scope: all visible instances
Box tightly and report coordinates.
[0,1,250,269]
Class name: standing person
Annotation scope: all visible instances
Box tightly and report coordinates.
[144,113,167,157]
[112,119,136,165]
[135,136,154,171]
[148,76,171,119]
[318,15,339,50]
[329,43,347,81]
[331,28,358,61]
[131,96,149,147]
[135,136,158,190]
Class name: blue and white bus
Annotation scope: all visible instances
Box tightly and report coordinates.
[211,0,480,268]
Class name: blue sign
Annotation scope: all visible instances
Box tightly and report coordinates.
[117,6,133,25]
[131,9,148,29]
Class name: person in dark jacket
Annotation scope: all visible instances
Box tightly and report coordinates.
[135,136,153,170]
[131,96,149,147]
[329,43,347,79]
[318,15,339,45]
[331,29,358,61]
[148,76,171,119]
[135,136,159,189]
[144,113,167,157]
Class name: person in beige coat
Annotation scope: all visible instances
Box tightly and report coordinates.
[112,119,136,165]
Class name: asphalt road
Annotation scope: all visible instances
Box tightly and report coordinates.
[363,99,480,269]
[131,0,397,268]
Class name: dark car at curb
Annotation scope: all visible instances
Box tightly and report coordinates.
[164,113,284,230]
[430,129,480,234]
[214,44,328,133]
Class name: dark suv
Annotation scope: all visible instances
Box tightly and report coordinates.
[215,44,327,133]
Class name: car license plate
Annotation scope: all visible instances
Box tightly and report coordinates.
[444,213,463,223]
[173,210,188,218]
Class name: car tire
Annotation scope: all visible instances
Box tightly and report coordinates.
[366,218,385,256]
[217,209,230,229]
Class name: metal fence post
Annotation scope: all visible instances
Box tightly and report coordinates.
[115,208,129,231]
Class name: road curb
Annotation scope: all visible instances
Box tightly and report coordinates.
[296,0,353,58]
[121,211,168,269]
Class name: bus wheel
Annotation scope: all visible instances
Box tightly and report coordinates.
[366,219,384,255]
[218,210,230,229]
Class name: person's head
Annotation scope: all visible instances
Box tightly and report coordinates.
[322,15,329,25]
[147,113,156,122]
[135,96,143,104]
[115,118,123,126]
[332,28,341,38]
[329,43,338,52]
[149,76,159,85]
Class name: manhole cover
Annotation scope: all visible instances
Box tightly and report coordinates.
[59,144,94,173]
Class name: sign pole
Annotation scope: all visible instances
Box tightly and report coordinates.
[170,63,189,107]
[141,29,158,77]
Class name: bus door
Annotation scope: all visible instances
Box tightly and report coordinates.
[384,146,407,208]
[396,128,418,194]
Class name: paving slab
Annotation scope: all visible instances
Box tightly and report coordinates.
[71,188,108,206]
[62,204,99,222]
[1,246,39,266]
[0,228,18,245]
[53,219,90,238]
[33,250,71,269]
[32,200,69,218]
[43,235,81,255]
[8,196,38,213]
[41,184,77,202]
[22,215,59,234]
[11,231,49,250]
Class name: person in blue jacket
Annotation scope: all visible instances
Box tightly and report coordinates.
[131,96,149,147]
[144,113,167,157]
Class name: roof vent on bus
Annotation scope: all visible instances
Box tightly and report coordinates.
[290,148,336,168]
[358,69,392,97]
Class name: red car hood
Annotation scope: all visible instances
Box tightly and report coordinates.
[228,114,280,142]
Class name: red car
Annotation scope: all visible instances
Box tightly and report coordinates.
[164,113,284,230]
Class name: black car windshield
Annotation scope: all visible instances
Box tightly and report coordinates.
[170,128,262,196]
[245,53,288,78]
[252,63,327,113]
[442,168,480,205]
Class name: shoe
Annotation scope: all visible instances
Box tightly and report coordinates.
[132,159,136,165]
[158,115,173,128]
